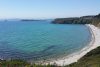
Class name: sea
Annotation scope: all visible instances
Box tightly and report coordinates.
[0,20,91,62]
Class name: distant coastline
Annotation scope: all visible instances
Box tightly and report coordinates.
[52,14,100,27]
[0,19,46,22]
[21,19,43,21]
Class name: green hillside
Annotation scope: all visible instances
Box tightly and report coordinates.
[52,14,100,27]
[66,46,100,67]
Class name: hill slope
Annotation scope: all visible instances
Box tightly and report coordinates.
[52,14,100,27]
[66,46,100,67]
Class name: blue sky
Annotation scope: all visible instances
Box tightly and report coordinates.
[0,0,100,19]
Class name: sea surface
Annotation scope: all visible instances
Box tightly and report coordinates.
[0,21,91,61]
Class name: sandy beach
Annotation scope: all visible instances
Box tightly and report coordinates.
[43,24,100,66]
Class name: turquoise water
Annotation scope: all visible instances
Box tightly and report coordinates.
[0,21,91,61]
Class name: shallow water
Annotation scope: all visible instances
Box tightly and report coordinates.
[0,21,91,61]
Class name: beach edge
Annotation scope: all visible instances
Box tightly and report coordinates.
[43,24,100,66]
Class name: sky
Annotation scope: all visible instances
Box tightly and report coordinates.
[0,0,100,19]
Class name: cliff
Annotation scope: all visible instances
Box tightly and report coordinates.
[52,14,100,26]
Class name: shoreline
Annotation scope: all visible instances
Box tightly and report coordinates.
[0,24,99,66]
[42,24,100,66]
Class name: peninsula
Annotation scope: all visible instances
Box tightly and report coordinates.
[52,14,100,26]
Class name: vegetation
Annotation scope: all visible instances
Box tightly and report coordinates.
[52,14,100,27]
[65,46,100,67]
[0,59,30,67]
[0,46,100,67]
[0,59,60,67]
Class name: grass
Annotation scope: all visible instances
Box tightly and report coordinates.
[65,46,100,67]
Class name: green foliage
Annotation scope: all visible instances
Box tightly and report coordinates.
[52,13,100,27]
[0,59,60,67]
[0,59,30,67]
[65,46,100,67]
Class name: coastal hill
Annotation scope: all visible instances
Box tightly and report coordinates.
[52,14,100,26]
[66,46,100,67]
